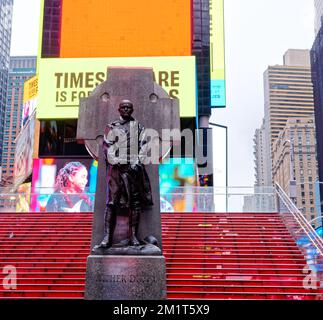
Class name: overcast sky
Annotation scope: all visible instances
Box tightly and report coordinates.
[10,0,40,56]
[211,0,315,186]
[10,0,316,187]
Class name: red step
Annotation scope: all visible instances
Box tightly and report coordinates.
[0,212,321,300]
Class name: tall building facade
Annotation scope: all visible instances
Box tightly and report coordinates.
[272,117,319,227]
[247,120,275,213]
[311,21,323,214]
[253,119,271,186]
[0,0,13,166]
[263,49,315,184]
[0,56,37,185]
[315,0,323,35]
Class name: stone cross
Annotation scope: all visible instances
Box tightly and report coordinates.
[77,67,180,250]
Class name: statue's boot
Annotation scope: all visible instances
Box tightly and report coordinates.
[98,206,115,248]
[130,207,140,246]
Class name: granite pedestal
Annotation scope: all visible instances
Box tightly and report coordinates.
[85,255,167,300]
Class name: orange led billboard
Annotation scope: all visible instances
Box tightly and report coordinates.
[59,0,192,58]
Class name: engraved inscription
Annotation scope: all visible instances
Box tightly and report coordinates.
[101,274,158,284]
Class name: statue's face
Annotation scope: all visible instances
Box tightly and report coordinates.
[118,101,134,119]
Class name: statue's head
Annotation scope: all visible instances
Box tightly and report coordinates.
[118,99,134,119]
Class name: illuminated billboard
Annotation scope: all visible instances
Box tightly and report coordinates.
[16,183,32,213]
[29,157,199,213]
[159,158,197,212]
[14,112,36,186]
[59,0,191,58]
[210,0,226,107]
[37,56,196,118]
[30,158,98,212]
[22,75,38,126]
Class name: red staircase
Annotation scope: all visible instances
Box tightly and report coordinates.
[0,212,321,300]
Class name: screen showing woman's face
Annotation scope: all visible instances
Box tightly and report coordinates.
[70,167,88,192]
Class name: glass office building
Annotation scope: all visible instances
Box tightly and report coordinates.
[0,0,13,166]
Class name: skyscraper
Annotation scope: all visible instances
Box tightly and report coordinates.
[311,20,323,214]
[0,56,36,185]
[263,49,315,184]
[253,119,270,187]
[246,119,275,213]
[315,0,323,35]
[272,117,319,227]
[0,0,13,166]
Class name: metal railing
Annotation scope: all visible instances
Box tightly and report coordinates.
[275,182,323,278]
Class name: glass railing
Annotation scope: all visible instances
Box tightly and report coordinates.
[160,186,276,213]
[0,186,277,213]
[0,191,96,213]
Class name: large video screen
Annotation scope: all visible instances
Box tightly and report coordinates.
[37,56,196,119]
[59,0,191,58]
[210,0,226,107]
[159,157,197,212]
[30,157,197,213]
[30,158,98,212]
[39,119,89,157]
[14,112,36,186]
[22,75,38,126]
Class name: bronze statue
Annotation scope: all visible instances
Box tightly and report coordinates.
[97,99,153,249]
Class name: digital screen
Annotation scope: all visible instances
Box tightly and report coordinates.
[30,158,98,212]
[39,119,89,157]
[14,113,36,186]
[210,0,226,107]
[59,0,191,58]
[30,156,197,213]
[37,56,196,118]
[159,157,197,212]
[16,183,32,213]
[22,75,38,126]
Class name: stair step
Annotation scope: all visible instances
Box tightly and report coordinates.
[0,212,321,300]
